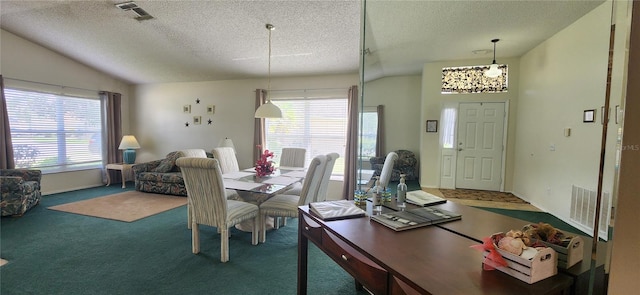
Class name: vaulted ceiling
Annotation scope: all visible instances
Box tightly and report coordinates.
[0,0,605,84]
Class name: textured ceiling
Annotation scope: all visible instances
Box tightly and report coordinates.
[0,0,605,84]
[362,0,606,81]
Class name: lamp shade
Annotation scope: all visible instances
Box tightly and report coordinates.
[254,101,282,118]
[118,135,140,164]
[485,64,502,78]
[219,137,236,153]
[118,135,140,150]
[254,24,283,119]
[484,38,502,78]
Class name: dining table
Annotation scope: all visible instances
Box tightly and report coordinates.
[222,166,306,231]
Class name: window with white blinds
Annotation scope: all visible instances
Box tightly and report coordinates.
[266,97,347,174]
[5,88,103,173]
[359,108,378,162]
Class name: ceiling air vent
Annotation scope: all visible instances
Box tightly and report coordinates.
[115,2,154,21]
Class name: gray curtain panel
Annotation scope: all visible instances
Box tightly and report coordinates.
[0,75,16,169]
[375,105,385,157]
[101,91,123,184]
[253,89,267,164]
[342,85,358,200]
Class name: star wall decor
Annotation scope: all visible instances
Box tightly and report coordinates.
[185,122,190,127]
[196,98,200,104]
[208,119,213,125]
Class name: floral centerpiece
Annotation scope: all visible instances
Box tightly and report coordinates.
[255,145,276,177]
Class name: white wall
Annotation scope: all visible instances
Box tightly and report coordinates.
[1,28,357,195]
[419,57,520,190]
[362,75,422,157]
[133,75,357,201]
[513,2,611,227]
[1,29,132,195]
[132,74,358,170]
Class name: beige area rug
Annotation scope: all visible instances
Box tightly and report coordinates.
[439,188,529,203]
[48,191,187,222]
[423,188,541,212]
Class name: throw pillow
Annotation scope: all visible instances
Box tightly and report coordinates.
[153,151,181,173]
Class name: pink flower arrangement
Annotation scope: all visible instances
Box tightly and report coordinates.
[255,145,276,177]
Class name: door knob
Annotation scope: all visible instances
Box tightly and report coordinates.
[458,148,463,151]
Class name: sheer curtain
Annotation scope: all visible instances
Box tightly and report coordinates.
[253,89,267,163]
[101,91,122,183]
[342,85,358,200]
[0,75,15,169]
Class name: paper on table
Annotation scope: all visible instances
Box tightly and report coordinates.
[405,190,446,206]
[223,179,262,191]
[281,170,307,178]
[309,200,366,221]
[262,176,301,185]
[222,171,254,179]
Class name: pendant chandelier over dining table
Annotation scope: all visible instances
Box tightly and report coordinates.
[254,23,283,118]
[484,38,503,78]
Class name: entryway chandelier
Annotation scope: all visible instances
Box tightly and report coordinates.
[484,39,503,78]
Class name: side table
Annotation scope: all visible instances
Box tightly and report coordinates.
[105,163,134,188]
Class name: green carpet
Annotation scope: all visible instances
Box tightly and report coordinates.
[1,183,584,294]
[475,207,582,235]
[1,183,368,295]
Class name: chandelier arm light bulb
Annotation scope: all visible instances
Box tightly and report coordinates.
[485,38,503,78]
[255,24,283,118]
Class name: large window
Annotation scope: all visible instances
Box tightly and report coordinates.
[266,97,347,174]
[5,88,103,172]
[359,107,378,167]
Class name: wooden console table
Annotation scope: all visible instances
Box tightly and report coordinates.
[298,204,574,295]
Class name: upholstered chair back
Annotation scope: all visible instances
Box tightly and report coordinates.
[379,151,399,189]
[279,148,306,168]
[179,149,207,158]
[177,157,259,262]
[177,157,228,227]
[211,147,240,174]
[297,154,327,206]
[315,153,339,202]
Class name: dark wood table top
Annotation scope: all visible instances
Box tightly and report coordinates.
[301,205,574,294]
[430,201,608,276]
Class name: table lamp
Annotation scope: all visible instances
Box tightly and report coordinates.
[118,135,140,164]
[219,137,236,153]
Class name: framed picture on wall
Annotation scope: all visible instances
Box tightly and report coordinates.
[426,120,438,133]
[207,105,215,114]
[583,109,595,123]
[193,116,202,125]
[183,105,191,113]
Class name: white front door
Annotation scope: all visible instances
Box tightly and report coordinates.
[455,102,505,191]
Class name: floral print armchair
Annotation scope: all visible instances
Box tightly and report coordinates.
[1,169,42,216]
[369,149,418,182]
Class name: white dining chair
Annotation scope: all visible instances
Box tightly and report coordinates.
[176,157,259,262]
[315,152,340,202]
[279,148,306,168]
[258,154,327,243]
[211,147,240,173]
[275,152,338,228]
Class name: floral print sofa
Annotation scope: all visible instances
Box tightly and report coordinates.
[1,169,42,216]
[132,149,208,196]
